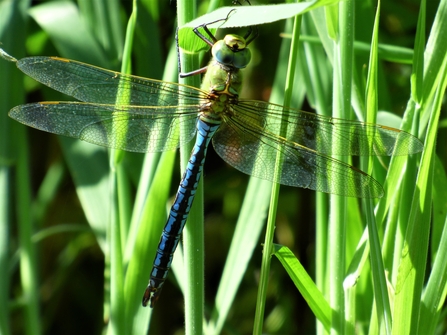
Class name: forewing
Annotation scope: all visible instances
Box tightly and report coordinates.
[235,100,423,156]
[15,56,206,106]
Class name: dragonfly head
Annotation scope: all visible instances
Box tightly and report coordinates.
[212,34,251,69]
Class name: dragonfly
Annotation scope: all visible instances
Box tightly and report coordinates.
[2,15,423,308]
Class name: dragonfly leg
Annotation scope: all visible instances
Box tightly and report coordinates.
[244,26,259,46]
[178,10,236,78]
[179,65,209,78]
[232,0,252,5]
[176,26,209,78]
[192,9,237,47]
[193,24,218,47]
[175,27,182,76]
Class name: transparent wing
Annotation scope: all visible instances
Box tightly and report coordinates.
[235,100,424,156]
[10,56,206,152]
[9,102,198,153]
[212,100,423,198]
[15,56,206,106]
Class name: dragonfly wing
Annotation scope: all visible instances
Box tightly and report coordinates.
[214,112,384,198]
[16,56,206,106]
[9,102,198,153]
[236,100,423,156]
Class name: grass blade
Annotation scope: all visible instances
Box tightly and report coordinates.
[273,244,331,331]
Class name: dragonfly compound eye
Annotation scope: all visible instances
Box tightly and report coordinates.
[212,40,235,66]
[212,36,251,69]
[233,48,251,69]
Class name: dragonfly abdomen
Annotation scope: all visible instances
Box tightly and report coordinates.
[142,118,221,307]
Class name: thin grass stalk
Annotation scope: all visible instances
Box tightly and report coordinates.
[108,2,138,334]
[124,33,180,334]
[16,123,40,335]
[177,1,203,334]
[206,178,272,335]
[253,13,302,335]
[0,2,29,334]
[420,164,447,333]
[2,3,42,335]
[0,168,10,335]
[361,1,392,333]
[299,13,332,335]
[328,0,355,333]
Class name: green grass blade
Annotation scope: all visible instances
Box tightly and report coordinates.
[273,244,331,331]
[0,3,28,335]
[328,1,355,333]
[124,20,180,333]
[205,178,271,335]
[430,156,447,261]
[77,0,124,59]
[177,2,204,334]
[58,139,110,250]
[391,91,438,335]
[420,158,447,334]
[125,150,176,334]
[29,1,111,66]
[362,1,392,334]
[253,13,302,334]
[123,47,179,335]
[300,13,332,335]
[108,2,138,334]
[420,1,447,122]
[1,1,38,335]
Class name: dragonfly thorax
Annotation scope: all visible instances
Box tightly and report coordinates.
[212,34,251,69]
[200,63,240,120]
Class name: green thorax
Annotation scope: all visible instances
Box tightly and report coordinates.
[200,34,251,121]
